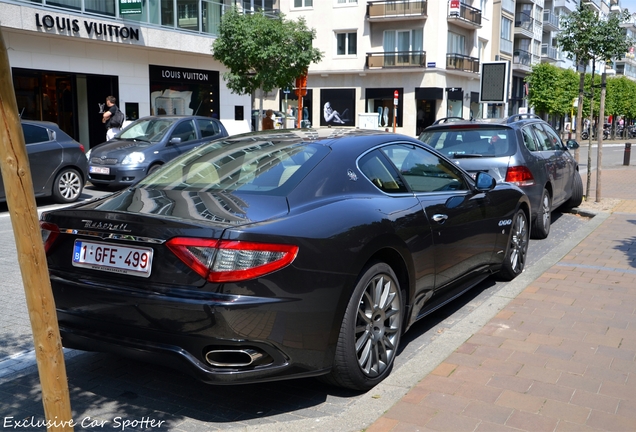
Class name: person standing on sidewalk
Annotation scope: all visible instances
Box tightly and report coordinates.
[102,96,122,140]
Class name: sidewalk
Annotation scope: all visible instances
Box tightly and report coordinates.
[368,166,636,432]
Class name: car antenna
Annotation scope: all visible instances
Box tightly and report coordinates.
[194,100,202,116]
[19,107,24,118]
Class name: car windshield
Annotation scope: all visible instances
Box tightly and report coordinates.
[119,118,177,142]
[136,138,329,195]
[419,127,515,158]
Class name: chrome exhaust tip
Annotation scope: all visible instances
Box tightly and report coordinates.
[205,348,265,367]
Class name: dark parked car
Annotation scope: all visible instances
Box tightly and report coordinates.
[41,128,530,391]
[419,114,583,239]
[86,115,228,189]
[0,120,87,204]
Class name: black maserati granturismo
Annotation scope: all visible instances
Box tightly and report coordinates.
[41,128,530,391]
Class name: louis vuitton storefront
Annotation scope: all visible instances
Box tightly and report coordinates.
[1,0,249,149]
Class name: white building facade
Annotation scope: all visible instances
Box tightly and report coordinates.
[274,0,492,137]
[0,0,254,149]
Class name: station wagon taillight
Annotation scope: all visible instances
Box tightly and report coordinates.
[505,166,535,187]
[166,238,299,283]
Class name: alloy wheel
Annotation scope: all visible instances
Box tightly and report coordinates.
[355,273,401,377]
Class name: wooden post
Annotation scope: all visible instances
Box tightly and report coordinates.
[0,29,73,431]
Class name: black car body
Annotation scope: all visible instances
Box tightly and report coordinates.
[0,120,87,204]
[86,115,228,189]
[41,129,530,390]
[419,114,583,239]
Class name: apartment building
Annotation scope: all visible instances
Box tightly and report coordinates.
[276,0,491,136]
[0,0,257,149]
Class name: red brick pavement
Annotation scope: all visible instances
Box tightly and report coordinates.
[368,167,636,432]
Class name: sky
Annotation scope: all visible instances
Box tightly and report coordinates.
[620,0,636,13]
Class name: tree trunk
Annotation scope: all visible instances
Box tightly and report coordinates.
[0,29,73,431]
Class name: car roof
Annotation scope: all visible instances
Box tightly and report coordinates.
[425,113,545,130]
[139,115,222,121]
[222,128,421,149]
[20,119,62,128]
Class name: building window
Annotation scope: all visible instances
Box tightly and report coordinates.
[447,32,465,55]
[336,32,357,55]
[293,0,313,7]
[501,17,511,40]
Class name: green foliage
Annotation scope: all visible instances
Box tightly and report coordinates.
[606,75,636,118]
[212,8,323,96]
[526,63,578,116]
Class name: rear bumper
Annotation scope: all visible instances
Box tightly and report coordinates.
[51,272,340,384]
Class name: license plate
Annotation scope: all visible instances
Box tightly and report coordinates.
[72,240,153,278]
[90,166,110,175]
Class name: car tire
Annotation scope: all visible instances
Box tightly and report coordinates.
[147,164,162,175]
[52,168,83,203]
[532,188,551,239]
[498,209,529,281]
[562,173,583,210]
[323,262,403,391]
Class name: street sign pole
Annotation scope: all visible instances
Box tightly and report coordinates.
[393,90,398,133]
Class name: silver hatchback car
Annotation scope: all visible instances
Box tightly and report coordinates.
[419,114,583,239]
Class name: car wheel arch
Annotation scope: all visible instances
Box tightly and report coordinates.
[352,246,413,329]
[147,163,163,175]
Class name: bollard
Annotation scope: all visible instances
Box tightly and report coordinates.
[624,142,631,166]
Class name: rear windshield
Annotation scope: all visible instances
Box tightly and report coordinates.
[419,127,515,158]
[136,139,328,195]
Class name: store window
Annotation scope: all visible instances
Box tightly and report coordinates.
[336,32,357,56]
[149,65,220,118]
[366,88,402,128]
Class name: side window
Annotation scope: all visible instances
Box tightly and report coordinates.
[541,124,563,150]
[358,150,408,193]
[22,124,51,145]
[521,127,539,152]
[197,119,221,138]
[381,144,468,193]
[171,120,196,143]
[531,124,550,151]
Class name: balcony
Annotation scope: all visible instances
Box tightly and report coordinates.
[447,3,482,29]
[514,12,535,38]
[543,10,559,32]
[502,0,515,14]
[541,44,559,62]
[582,0,601,12]
[513,48,536,72]
[366,51,427,68]
[367,0,427,21]
[446,53,479,73]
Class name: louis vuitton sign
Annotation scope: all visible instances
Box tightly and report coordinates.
[35,13,140,41]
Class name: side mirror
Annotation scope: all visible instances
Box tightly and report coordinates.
[566,139,579,150]
[475,172,496,191]
[169,137,182,145]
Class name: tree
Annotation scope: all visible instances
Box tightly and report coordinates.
[557,3,633,201]
[526,63,578,126]
[212,8,323,129]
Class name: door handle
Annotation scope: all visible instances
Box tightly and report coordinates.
[432,214,448,223]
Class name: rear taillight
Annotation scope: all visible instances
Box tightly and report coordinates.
[166,238,299,283]
[505,166,535,186]
[40,221,60,253]
[79,143,85,153]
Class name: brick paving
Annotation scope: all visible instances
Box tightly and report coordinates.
[368,167,636,432]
